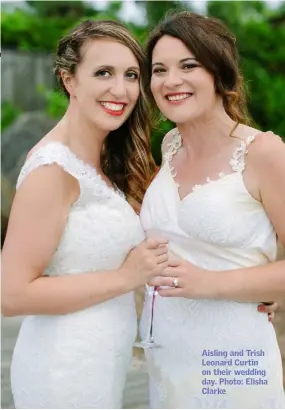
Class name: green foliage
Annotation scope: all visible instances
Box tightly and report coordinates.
[38,86,68,119]
[2,8,77,52]
[1,1,120,52]
[136,0,192,30]
[207,1,285,139]
[2,0,285,146]
[1,101,21,131]
[26,1,96,18]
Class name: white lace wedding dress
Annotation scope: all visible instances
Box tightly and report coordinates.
[140,129,285,409]
[11,142,145,409]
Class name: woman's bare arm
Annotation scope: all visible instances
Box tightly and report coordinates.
[214,132,285,302]
[2,164,168,316]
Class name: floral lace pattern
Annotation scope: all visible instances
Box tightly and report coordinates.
[163,129,259,194]
[11,142,145,408]
[229,134,256,173]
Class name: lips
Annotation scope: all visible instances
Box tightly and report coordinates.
[100,101,127,116]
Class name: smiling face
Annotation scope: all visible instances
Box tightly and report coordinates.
[150,35,221,124]
[66,38,141,132]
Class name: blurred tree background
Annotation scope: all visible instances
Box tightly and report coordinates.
[2,0,285,162]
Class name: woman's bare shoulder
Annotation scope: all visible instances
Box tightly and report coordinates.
[25,126,64,161]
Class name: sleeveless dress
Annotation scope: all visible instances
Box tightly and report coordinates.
[10,142,145,409]
[139,130,285,409]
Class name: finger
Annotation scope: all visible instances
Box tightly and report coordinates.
[257,302,278,313]
[157,254,168,264]
[154,246,168,257]
[159,266,179,277]
[268,312,274,322]
[267,301,278,313]
[150,262,169,279]
[145,237,168,250]
[158,287,183,297]
[148,276,171,287]
[167,257,182,267]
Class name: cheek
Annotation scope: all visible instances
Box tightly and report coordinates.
[198,73,215,95]
[134,85,141,102]
[192,77,215,103]
[129,83,140,104]
[150,79,165,107]
[150,77,161,97]
[76,81,95,101]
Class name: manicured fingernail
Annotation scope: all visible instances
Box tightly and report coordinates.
[257,306,264,312]
[268,316,272,322]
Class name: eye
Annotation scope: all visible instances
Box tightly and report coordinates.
[152,67,166,74]
[182,63,199,70]
[126,71,139,80]
[95,70,111,77]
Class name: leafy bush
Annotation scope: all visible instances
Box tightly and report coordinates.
[38,86,68,119]
[1,101,21,131]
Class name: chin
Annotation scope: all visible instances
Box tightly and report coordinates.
[165,114,192,125]
[172,109,204,124]
[96,118,128,133]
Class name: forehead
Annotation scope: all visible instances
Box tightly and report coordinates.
[80,38,139,68]
[152,35,195,62]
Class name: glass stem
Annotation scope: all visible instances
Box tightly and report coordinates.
[149,286,158,340]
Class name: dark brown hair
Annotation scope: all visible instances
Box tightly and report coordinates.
[145,11,251,125]
[55,20,157,212]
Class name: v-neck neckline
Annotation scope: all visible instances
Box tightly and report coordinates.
[165,160,240,203]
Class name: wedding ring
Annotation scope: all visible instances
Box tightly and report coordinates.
[172,276,179,288]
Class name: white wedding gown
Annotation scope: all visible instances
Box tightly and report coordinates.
[140,129,285,409]
[11,142,145,409]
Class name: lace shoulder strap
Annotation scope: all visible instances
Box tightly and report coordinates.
[162,128,182,164]
[16,142,84,190]
[229,131,260,173]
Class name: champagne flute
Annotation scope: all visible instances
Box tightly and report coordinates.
[134,284,161,349]
[134,229,165,349]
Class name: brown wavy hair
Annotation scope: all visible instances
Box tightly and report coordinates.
[54,20,157,212]
[145,11,251,126]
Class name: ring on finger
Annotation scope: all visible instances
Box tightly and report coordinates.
[172,276,179,288]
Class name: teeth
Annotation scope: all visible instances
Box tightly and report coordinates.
[167,93,191,101]
[101,102,124,111]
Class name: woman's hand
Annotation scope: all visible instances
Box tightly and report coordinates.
[257,302,278,322]
[148,257,279,322]
[120,237,169,289]
[148,257,213,299]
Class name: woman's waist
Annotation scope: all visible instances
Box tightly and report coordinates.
[144,297,275,333]
[167,244,273,271]
[146,301,278,349]
[14,304,137,365]
[21,292,136,330]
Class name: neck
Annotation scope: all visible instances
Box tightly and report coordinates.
[56,103,108,170]
[177,108,237,159]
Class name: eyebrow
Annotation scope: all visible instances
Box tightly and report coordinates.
[95,65,140,71]
[128,66,140,71]
[152,57,197,68]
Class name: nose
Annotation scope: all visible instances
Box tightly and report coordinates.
[164,68,184,88]
[109,76,127,100]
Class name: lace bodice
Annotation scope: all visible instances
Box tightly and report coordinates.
[17,142,145,275]
[142,128,278,260]
[11,142,145,409]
